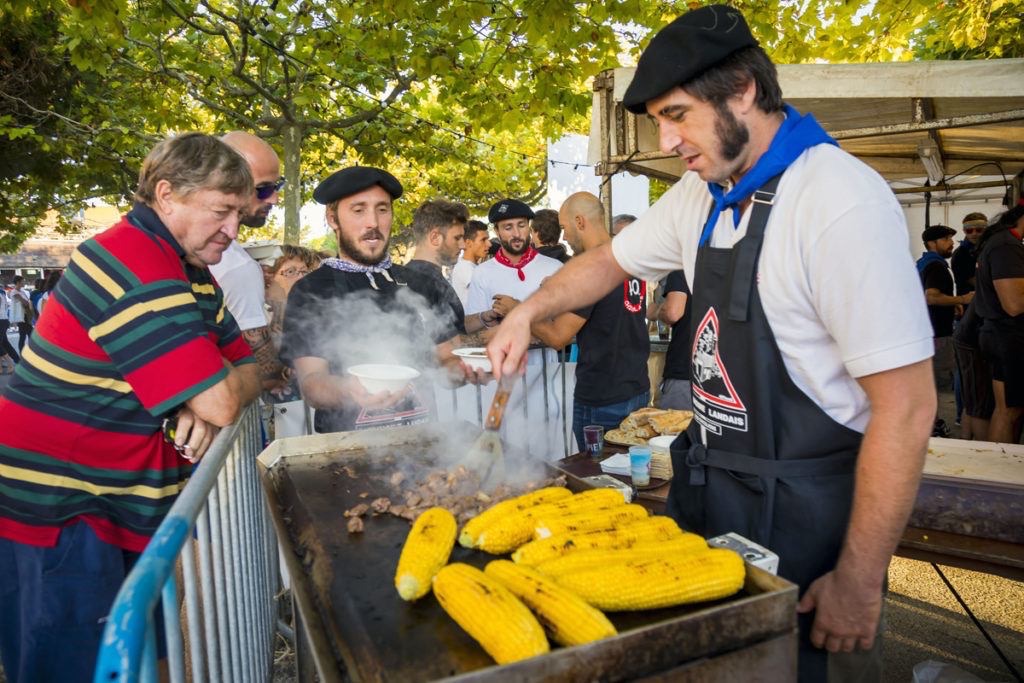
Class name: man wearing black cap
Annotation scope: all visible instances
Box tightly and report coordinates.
[466,198,563,458]
[279,167,474,433]
[486,5,935,680]
[918,225,973,436]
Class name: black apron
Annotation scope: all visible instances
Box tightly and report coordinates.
[667,175,862,682]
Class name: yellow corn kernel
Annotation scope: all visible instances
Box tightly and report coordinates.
[433,563,549,664]
[474,489,626,555]
[532,503,649,539]
[459,486,572,548]
[534,534,708,577]
[512,516,684,566]
[394,507,458,601]
[485,560,616,647]
[553,548,745,611]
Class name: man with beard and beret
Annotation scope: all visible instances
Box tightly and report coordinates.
[486,5,935,680]
[466,198,563,458]
[280,167,477,433]
[210,131,288,393]
[510,192,650,451]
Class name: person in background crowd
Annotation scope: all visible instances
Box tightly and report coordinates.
[467,198,563,458]
[611,213,637,236]
[649,270,692,410]
[531,208,571,263]
[0,132,260,682]
[405,200,470,337]
[507,192,649,451]
[487,6,934,679]
[972,205,1024,444]
[917,225,973,436]
[450,219,490,306]
[211,131,289,395]
[280,167,479,434]
[951,212,987,297]
[950,212,988,426]
[952,300,993,440]
[265,244,321,347]
[7,276,32,352]
[35,271,62,316]
[0,286,16,373]
[28,279,45,316]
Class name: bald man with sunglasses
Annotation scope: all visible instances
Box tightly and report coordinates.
[210,131,289,392]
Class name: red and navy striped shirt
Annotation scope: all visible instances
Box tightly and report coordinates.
[0,204,253,552]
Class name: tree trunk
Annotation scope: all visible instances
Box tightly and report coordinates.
[282,123,303,244]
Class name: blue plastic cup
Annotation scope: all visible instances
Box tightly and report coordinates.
[628,445,652,487]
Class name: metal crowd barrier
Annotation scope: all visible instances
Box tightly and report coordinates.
[94,403,279,683]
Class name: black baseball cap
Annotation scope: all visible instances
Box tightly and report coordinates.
[922,225,957,243]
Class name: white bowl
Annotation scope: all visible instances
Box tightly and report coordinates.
[452,347,492,373]
[347,364,420,393]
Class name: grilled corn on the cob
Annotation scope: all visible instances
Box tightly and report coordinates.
[394,506,457,601]
[433,563,550,664]
[484,560,616,647]
[474,488,626,554]
[534,534,708,577]
[458,486,572,548]
[512,515,684,566]
[554,548,745,610]
[532,503,649,539]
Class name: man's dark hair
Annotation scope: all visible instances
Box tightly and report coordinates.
[684,46,783,114]
[411,200,469,241]
[464,219,488,241]
[531,209,561,246]
[12,276,23,285]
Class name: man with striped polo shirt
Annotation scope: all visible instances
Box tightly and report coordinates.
[0,132,261,682]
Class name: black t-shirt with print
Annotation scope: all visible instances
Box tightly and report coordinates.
[573,277,650,405]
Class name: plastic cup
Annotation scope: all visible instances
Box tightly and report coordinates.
[628,445,652,487]
[583,425,604,458]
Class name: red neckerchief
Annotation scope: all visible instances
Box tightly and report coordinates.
[1012,228,1022,241]
[494,246,538,281]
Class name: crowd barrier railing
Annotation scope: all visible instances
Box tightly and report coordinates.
[93,403,279,683]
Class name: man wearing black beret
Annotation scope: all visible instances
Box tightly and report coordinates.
[280,166,477,433]
[488,5,935,680]
[466,198,564,458]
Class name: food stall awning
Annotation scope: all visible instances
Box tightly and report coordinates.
[589,59,1024,187]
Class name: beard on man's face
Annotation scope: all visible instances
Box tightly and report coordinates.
[240,203,272,228]
[499,233,531,256]
[710,102,751,182]
[338,228,389,266]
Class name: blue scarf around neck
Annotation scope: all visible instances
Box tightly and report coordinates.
[701,103,837,247]
[915,250,947,276]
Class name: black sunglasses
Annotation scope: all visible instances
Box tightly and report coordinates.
[255,178,285,200]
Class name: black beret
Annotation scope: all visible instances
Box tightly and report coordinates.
[922,225,957,243]
[312,166,403,204]
[488,198,535,224]
[623,5,758,115]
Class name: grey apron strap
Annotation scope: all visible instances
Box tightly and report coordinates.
[728,174,783,322]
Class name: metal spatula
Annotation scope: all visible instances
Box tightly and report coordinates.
[468,374,516,488]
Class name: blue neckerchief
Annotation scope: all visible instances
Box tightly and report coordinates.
[915,251,947,276]
[701,103,838,247]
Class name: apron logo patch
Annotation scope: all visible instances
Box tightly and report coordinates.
[691,307,748,435]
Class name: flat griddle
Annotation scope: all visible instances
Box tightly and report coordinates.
[258,422,797,682]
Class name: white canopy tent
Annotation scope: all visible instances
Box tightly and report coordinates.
[589,58,1024,219]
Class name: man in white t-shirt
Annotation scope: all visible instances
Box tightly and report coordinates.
[449,220,489,307]
[467,199,563,459]
[487,6,934,681]
[211,131,288,392]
